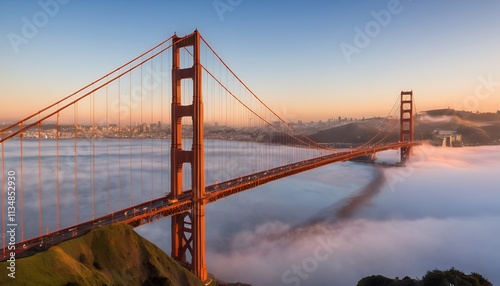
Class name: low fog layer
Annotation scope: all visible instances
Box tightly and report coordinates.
[180,145,500,285]
[3,140,499,285]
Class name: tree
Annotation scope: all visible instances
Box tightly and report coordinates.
[422,269,450,286]
[357,268,492,286]
[357,275,393,286]
[470,272,493,286]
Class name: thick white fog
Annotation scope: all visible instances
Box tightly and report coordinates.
[137,145,500,285]
[2,141,499,285]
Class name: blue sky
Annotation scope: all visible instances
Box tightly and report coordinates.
[1,0,499,120]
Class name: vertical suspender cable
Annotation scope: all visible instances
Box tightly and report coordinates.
[37,121,42,236]
[74,103,78,225]
[106,78,110,213]
[1,142,4,251]
[160,51,164,196]
[56,110,60,230]
[20,122,24,240]
[129,69,133,206]
[91,90,95,220]
[118,77,122,205]
[140,63,143,197]
[151,56,154,201]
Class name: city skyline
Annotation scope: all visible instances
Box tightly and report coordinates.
[1,1,499,121]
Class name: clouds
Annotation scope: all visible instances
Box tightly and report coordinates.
[1,138,327,244]
[137,144,500,285]
[3,140,499,285]
[198,145,500,285]
[205,216,500,286]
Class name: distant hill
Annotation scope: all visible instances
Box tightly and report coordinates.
[415,109,500,145]
[423,109,500,122]
[305,110,500,146]
[308,118,399,145]
[0,224,204,286]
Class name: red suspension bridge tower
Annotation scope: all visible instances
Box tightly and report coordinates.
[400,90,414,163]
[0,29,422,284]
[170,30,207,281]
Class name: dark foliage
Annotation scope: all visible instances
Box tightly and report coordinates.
[357,267,492,286]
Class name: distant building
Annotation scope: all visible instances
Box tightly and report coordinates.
[432,130,462,147]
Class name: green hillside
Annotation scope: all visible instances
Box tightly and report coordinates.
[0,224,204,286]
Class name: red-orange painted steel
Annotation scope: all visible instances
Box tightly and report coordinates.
[170,30,207,281]
[400,91,414,162]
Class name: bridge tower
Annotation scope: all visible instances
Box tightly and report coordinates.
[400,90,414,163]
[170,30,207,281]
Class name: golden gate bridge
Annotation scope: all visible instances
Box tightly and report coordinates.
[0,30,418,282]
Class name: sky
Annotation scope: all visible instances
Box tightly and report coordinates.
[1,0,500,121]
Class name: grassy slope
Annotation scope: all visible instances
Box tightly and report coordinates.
[0,224,204,286]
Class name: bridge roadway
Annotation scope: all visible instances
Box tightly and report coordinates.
[1,141,420,261]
